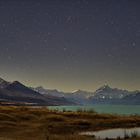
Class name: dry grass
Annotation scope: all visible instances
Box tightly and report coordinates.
[0,106,140,140]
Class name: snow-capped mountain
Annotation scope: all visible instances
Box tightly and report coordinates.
[33,86,64,97]
[64,90,93,104]
[91,85,131,99]
[32,87,93,104]
[32,85,140,105]
[121,91,140,105]
[1,77,140,105]
[89,85,138,104]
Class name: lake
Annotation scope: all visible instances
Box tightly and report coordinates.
[80,127,140,139]
[48,105,140,115]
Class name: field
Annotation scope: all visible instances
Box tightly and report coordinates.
[0,106,140,140]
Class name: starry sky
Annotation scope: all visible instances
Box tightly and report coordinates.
[0,0,140,92]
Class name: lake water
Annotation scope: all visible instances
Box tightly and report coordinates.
[80,127,140,139]
[48,105,140,115]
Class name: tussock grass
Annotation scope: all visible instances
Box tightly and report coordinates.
[0,106,140,140]
[43,114,67,122]
[0,113,17,121]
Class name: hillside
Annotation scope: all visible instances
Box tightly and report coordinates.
[0,78,74,106]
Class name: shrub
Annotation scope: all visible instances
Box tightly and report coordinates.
[131,130,138,138]
[124,130,130,139]
[73,120,91,126]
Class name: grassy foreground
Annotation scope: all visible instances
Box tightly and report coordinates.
[0,106,140,140]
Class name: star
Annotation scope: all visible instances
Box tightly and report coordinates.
[63,47,67,51]
[132,42,136,47]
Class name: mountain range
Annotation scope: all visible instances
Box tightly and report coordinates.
[0,77,74,106]
[0,77,140,105]
[32,84,140,105]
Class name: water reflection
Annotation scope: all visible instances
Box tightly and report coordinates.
[80,127,140,139]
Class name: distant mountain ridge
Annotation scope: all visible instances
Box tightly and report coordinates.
[90,85,131,99]
[89,85,140,104]
[122,91,140,105]
[0,77,74,105]
[32,87,93,104]
[32,85,140,105]
[1,77,140,105]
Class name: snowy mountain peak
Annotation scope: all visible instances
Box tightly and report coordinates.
[95,85,111,93]
[92,85,132,100]
[72,89,84,93]
[100,84,111,89]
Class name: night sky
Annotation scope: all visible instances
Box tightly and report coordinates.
[0,0,140,92]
